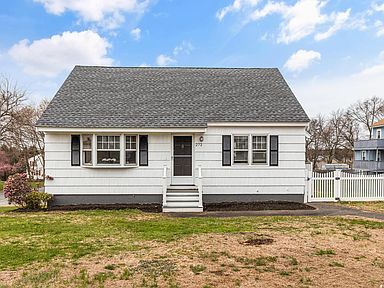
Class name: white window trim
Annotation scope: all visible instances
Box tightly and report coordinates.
[95,135,122,166]
[232,134,269,166]
[125,135,139,167]
[233,135,249,165]
[79,133,143,168]
[81,134,93,166]
[251,135,269,165]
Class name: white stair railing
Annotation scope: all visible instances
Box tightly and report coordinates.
[197,165,203,208]
[162,165,167,206]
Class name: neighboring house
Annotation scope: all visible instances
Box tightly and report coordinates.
[354,119,384,174]
[36,66,310,212]
[27,154,44,180]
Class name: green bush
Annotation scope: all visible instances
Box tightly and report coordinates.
[25,191,52,210]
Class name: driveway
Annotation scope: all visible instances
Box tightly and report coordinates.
[170,203,384,221]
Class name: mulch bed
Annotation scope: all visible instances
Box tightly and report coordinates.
[10,201,314,213]
[204,201,315,211]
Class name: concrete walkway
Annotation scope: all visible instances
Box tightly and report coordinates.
[170,203,384,221]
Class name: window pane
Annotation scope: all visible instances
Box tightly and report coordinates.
[126,136,137,150]
[253,151,267,163]
[126,151,137,165]
[97,151,120,164]
[83,151,92,165]
[234,136,248,149]
[253,136,267,150]
[83,135,92,150]
[234,151,248,163]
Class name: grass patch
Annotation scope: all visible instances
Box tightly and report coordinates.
[329,261,344,267]
[315,249,335,256]
[0,181,3,191]
[104,264,117,270]
[0,210,383,271]
[190,264,206,275]
[236,256,277,267]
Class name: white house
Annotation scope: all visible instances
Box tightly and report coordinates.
[37,66,309,212]
[27,154,44,180]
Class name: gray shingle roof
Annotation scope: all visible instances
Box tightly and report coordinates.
[37,66,309,128]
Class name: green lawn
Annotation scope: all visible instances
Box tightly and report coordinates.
[338,201,384,213]
[0,208,384,287]
[0,181,3,192]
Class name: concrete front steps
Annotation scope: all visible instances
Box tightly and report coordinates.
[162,186,203,212]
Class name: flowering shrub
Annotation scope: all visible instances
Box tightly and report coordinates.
[3,173,31,207]
[25,191,52,210]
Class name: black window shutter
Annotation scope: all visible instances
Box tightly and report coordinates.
[139,135,148,166]
[71,135,80,166]
[222,135,231,166]
[270,135,279,166]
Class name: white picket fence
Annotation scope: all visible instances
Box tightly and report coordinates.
[306,169,384,202]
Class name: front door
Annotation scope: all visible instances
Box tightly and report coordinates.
[172,136,193,185]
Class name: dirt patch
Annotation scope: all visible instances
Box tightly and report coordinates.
[47,203,162,212]
[204,201,315,211]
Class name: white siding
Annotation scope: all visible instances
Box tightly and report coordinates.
[45,125,306,196]
[45,133,170,195]
[195,126,306,195]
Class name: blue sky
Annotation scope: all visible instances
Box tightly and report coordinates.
[1,0,384,117]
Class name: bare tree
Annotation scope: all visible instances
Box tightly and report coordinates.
[348,96,384,139]
[306,115,325,169]
[0,76,26,144]
[9,100,48,178]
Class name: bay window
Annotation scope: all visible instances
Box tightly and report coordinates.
[233,136,249,163]
[97,136,120,165]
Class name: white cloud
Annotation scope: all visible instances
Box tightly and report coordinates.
[130,28,141,40]
[9,30,113,77]
[375,20,384,37]
[34,0,150,29]
[155,41,194,66]
[173,41,194,56]
[372,2,384,12]
[314,9,351,41]
[139,63,150,67]
[216,0,260,21]
[218,0,353,43]
[292,50,384,116]
[156,54,176,66]
[284,49,321,72]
